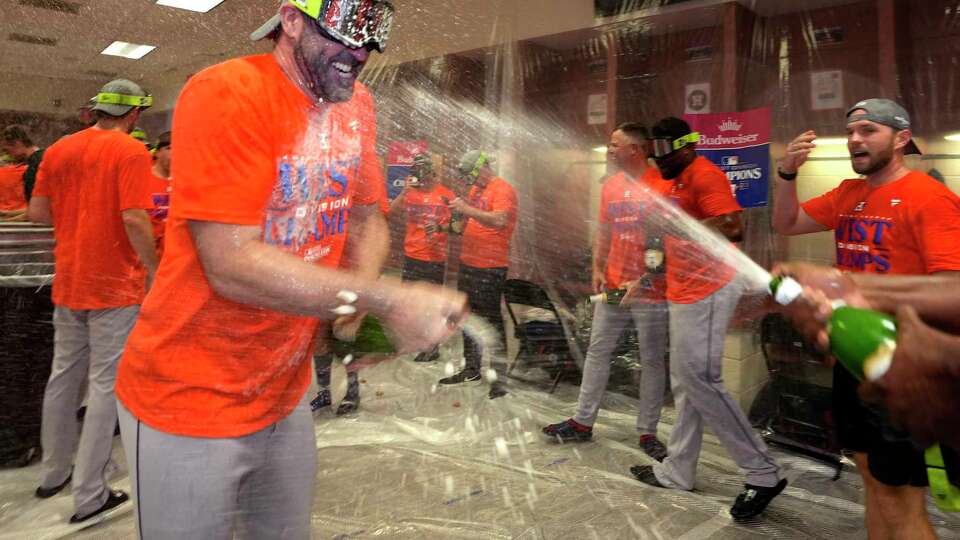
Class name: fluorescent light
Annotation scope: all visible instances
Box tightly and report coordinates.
[945,133,960,142]
[593,146,607,153]
[814,137,848,145]
[101,41,156,60]
[156,0,225,12]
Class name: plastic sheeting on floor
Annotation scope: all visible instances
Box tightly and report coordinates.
[2,355,959,540]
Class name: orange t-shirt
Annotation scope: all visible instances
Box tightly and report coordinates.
[401,183,454,262]
[600,169,669,301]
[460,177,517,268]
[0,164,27,211]
[147,172,171,258]
[660,156,742,304]
[116,54,385,438]
[33,128,153,309]
[801,171,960,275]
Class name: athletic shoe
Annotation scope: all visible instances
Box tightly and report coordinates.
[35,472,72,499]
[336,399,359,416]
[729,479,788,520]
[310,388,332,411]
[69,490,128,523]
[488,381,508,400]
[630,465,666,487]
[639,436,668,462]
[541,419,592,443]
[438,369,481,385]
[414,347,440,363]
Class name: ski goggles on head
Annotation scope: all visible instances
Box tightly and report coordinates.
[650,132,699,158]
[458,151,488,180]
[293,0,395,52]
[96,92,153,108]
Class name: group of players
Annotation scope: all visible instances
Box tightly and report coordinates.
[10,0,960,537]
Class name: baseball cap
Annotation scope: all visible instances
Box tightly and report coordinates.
[649,117,700,158]
[154,131,172,151]
[91,79,152,117]
[410,153,433,179]
[457,150,494,178]
[250,0,395,52]
[846,98,921,155]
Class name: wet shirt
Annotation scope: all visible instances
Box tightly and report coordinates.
[0,164,27,211]
[802,171,960,275]
[460,177,517,268]
[400,183,454,263]
[117,54,385,438]
[147,172,171,259]
[33,128,153,309]
[660,156,742,304]
[600,169,668,301]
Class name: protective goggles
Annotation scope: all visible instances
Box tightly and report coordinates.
[292,0,395,52]
[650,132,699,158]
[96,92,153,108]
[458,152,488,180]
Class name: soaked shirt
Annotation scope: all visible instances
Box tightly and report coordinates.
[147,172,171,259]
[0,163,27,211]
[802,171,960,274]
[117,54,385,438]
[400,183,454,263]
[600,169,668,300]
[460,177,517,268]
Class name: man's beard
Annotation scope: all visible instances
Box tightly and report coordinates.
[294,42,355,103]
[853,140,894,175]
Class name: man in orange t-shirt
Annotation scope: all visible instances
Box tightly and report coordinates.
[542,123,670,461]
[629,117,786,521]
[113,3,465,538]
[0,162,27,219]
[147,131,172,259]
[28,78,157,524]
[389,152,454,362]
[773,99,960,540]
[438,149,517,399]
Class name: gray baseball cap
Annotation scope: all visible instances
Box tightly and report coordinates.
[91,79,152,117]
[846,98,921,155]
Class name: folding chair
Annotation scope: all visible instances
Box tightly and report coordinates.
[502,279,579,393]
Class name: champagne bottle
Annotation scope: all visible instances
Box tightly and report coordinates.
[589,288,626,305]
[769,276,896,381]
[771,275,960,513]
[441,196,465,234]
[332,315,395,357]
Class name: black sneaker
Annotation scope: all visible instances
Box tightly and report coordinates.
[541,419,592,443]
[438,369,481,385]
[336,398,359,416]
[488,382,508,400]
[729,478,788,521]
[69,489,129,523]
[630,465,666,488]
[35,472,72,499]
[310,388,332,411]
[639,436,668,462]
[414,347,440,363]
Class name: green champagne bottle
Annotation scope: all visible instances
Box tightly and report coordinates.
[770,276,960,513]
[332,316,396,357]
[769,276,896,381]
[589,288,626,305]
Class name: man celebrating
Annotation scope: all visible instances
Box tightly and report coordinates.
[28,79,157,523]
[542,123,670,461]
[772,99,960,539]
[438,150,517,399]
[390,152,455,362]
[629,117,786,520]
[114,2,466,538]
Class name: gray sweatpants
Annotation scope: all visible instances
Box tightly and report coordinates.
[39,305,139,518]
[117,393,317,540]
[573,300,668,434]
[653,278,781,490]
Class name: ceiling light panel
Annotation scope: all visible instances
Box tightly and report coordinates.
[156,0,225,13]
[101,41,157,60]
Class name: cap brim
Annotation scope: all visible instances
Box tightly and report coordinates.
[91,103,133,117]
[905,139,922,156]
[250,13,281,41]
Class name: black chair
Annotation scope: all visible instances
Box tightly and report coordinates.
[502,279,579,393]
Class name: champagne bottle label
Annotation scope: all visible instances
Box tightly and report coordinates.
[589,288,626,305]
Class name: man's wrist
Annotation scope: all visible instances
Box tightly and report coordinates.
[777,168,798,181]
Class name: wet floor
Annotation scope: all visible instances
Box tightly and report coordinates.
[2,354,958,539]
